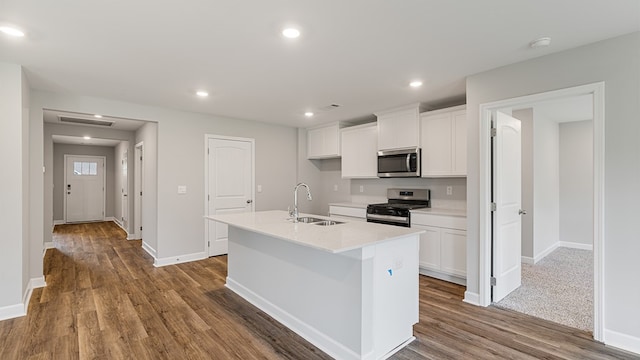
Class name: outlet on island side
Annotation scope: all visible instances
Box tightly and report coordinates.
[359,185,364,193]
[446,186,453,196]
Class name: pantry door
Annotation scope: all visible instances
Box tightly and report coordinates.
[206,136,255,256]
[65,155,106,223]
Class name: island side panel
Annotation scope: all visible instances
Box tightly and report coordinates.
[372,234,420,359]
[226,226,370,359]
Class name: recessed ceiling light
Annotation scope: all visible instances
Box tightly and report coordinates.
[196,90,209,97]
[409,80,423,88]
[0,26,25,37]
[282,28,300,39]
[304,112,314,117]
[529,37,551,48]
[94,114,102,118]
[83,136,91,140]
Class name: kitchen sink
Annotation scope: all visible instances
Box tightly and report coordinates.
[312,220,343,226]
[297,217,325,223]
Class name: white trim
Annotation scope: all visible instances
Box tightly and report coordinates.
[558,241,593,251]
[521,256,535,265]
[477,82,605,341]
[419,269,466,286]
[154,251,206,267]
[534,242,560,263]
[45,242,55,249]
[463,291,480,306]
[141,241,156,258]
[63,154,107,223]
[134,142,144,241]
[0,276,47,321]
[226,277,365,360]
[604,329,640,355]
[53,220,65,225]
[204,134,256,257]
[127,234,139,240]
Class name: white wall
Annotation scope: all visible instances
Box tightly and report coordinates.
[466,32,640,349]
[514,108,534,259]
[560,120,593,246]
[30,90,299,267]
[533,112,560,258]
[0,63,30,315]
[52,144,116,221]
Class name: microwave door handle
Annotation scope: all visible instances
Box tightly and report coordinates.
[406,154,411,172]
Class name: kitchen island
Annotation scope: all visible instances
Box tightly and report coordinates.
[206,210,424,360]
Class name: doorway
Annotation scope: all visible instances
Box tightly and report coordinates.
[205,135,255,257]
[64,155,106,223]
[478,82,604,340]
[134,142,144,240]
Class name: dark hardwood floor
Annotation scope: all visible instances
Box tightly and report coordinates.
[0,221,635,359]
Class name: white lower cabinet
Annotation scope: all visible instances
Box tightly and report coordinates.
[412,212,466,285]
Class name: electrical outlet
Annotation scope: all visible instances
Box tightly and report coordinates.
[257,185,262,193]
[446,186,453,195]
[359,185,364,193]
[333,184,338,191]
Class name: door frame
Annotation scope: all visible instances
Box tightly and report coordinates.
[204,134,256,257]
[477,82,604,340]
[133,141,144,240]
[63,154,107,223]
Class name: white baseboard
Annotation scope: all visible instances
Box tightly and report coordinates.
[521,256,535,264]
[153,251,208,267]
[605,329,640,355]
[559,241,593,251]
[53,220,65,225]
[142,241,157,259]
[226,277,361,360]
[45,242,55,249]
[0,276,47,321]
[533,242,560,264]
[127,234,139,240]
[463,291,480,306]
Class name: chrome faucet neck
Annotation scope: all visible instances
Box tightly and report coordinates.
[292,182,312,222]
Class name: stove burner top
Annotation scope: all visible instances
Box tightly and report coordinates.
[366,188,431,227]
[368,202,429,210]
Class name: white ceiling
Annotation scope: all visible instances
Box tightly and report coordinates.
[1,1,638,128]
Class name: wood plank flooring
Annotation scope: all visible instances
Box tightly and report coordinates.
[0,221,636,359]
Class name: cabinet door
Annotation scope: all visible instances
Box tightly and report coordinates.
[420,113,453,176]
[377,108,419,150]
[415,224,441,271]
[307,127,325,158]
[440,229,466,277]
[341,125,377,178]
[452,110,467,175]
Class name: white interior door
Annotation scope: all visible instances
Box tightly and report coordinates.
[121,150,129,229]
[134,143,143,240]
[207,137,254,256]
[65,155,105,223]
[492,111,523,302]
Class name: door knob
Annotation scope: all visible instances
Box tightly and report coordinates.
[518,209,527,215]
[246,199,253,204]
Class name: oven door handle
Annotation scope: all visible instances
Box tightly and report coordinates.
[366,213,409,224]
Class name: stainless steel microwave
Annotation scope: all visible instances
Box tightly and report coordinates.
[377,147,421,177]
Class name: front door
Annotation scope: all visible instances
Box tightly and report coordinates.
[492,111,523,302]
[65,155,106,223]
[206,137,254,256]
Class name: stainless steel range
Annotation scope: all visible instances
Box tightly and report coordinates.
[366,188,430,227]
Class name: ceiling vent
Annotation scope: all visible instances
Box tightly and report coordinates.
[318,104,341,112]
[58,116,115,127]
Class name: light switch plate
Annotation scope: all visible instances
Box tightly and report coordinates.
[178,185,187,194]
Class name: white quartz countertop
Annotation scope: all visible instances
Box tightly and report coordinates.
[411,208,467,217]
[206,210,423,254]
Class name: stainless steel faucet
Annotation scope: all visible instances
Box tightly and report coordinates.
[290,182,312,222]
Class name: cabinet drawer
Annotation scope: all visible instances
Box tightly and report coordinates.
[329,205,366,219]
[411,213,466,230]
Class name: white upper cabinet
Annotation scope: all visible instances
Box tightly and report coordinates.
[420,105,467,177]
[375,104,420,150]
[307,123,342,159]
[341,123,378,178]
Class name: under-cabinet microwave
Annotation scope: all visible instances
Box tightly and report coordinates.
[377,147,421,178]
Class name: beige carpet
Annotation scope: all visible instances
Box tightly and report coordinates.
[494,247,593,331]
